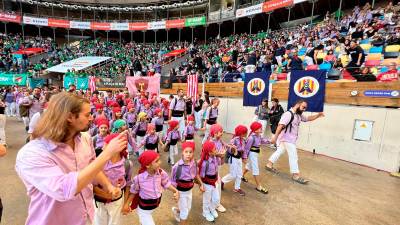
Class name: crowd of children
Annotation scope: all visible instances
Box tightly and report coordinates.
[88,89,272,225]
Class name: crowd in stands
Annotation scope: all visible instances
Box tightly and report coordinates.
[0,2,399,83]
[174,1,400,82]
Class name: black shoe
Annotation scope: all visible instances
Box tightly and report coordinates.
[25,126,29,132]
[168,158,171,164]
[221,181,225,190]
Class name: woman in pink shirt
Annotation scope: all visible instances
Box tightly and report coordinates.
[16,92,128,225]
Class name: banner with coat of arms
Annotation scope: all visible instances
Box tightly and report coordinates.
[126,75,160,96]
[288,70,326,112]
[243,72,271,106]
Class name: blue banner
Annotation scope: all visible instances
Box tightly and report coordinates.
[243,72,271,106]
[288,70,326,112]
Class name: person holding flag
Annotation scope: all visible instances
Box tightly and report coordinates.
[265,99,324,184]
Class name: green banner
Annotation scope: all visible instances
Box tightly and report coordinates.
[185,16,206,27]
[0,73,27,86]
[63,75,89,90]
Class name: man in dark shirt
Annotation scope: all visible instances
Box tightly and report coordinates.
[346,40,365,74]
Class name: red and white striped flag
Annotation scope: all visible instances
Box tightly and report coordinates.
[89,76,96,92]
[187,75,198,102]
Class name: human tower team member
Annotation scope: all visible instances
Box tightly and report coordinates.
[170,141,205,225]
[122,151,179,225]
[266,99,324,184]
[169,89,186,136]
[93,133,132,225]
[16,92,127,225]
[202,98,220,144]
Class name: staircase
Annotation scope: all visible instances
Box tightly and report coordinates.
[160,53,190,77]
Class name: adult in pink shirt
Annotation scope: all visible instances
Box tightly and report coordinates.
[266,99,324,184]
[15,92,128,225]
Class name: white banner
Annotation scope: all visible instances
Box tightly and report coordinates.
[235,3,263,18]
[110,22,129,31]
[294,0,307,4]
[148,21,166,30]
[208,11,220,21]
[23,16,48,26]
[70,21,91,30]
[46,56,111,73]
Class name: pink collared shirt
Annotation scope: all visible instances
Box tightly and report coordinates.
[15,133,96,225]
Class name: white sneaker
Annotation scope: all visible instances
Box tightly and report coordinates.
[203,212,215,222]
[172,207,180,222]
[210,209,218,218]
[216,204,226,213]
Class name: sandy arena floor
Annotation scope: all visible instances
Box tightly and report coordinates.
[1,117,399,225]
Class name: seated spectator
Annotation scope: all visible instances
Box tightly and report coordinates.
[376,62,399,82]
[324,50,337,65]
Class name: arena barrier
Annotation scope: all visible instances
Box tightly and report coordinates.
[161,81,400,172]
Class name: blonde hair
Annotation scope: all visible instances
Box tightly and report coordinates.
[32,92,90,143]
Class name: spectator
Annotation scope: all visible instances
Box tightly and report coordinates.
[376,62,399,82]
[346,40,365,74]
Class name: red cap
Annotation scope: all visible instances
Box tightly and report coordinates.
[147,123,155,132]
[187,115,195,121]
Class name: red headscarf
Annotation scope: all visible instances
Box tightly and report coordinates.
[162,99,169,108]
[234,125,248,145]
[104,133,127,158]
[153,108,162,115]
[234,125,248,137]
[187,115,195,122]
[127,103,135,110]
[249,121,262,137]
[210,124,223,137]
[198,141,215,173]
[113,107,121,113]
[138,151,160,174]
[181,141,195,152]
[147,123,155,133]
[168,120,179,132]
[95,103,104,110]
[96,118,109,128]
[141,99,150,106]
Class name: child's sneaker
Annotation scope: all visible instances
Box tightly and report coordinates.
[203,212,215,222]
[171,207,180,222]
[233,188,246,196]
[216,204,226,213]
[210,209,219,219]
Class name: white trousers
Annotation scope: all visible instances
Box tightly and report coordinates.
[22,116,30,127]
[171,116,185,137]
[136,136,145,155]
[0,114,6,144]
[5,102,16,116]
[169,144,178,164]
[256,119,268,136]
[222,157,242,190]
[137,207,155,225]
[202,184,219,214]
[245,151,260,176]
[269,142,299,174]
[194,111,202,129]
[178,190,193,220]
[202,124,211,144]
[93,195,123,225]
